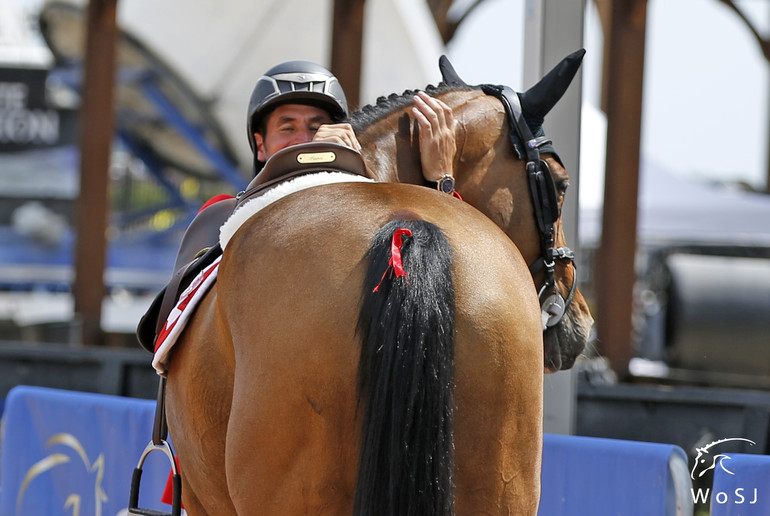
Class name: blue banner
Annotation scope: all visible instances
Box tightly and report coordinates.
[711,453,770,515]
[1,385,697,515]
[539,433,690,515]
[1,385,171,516]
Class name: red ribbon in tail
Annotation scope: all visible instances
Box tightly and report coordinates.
[373,228,413,292]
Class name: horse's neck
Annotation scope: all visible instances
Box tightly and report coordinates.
[357,90,506,188]
[357,114,424,185]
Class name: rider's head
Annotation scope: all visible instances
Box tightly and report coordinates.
[247,60,348,174]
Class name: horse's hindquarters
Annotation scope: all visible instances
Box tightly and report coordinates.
[165,290,238,515]
[219,188,369,513]
[188,182,544,514]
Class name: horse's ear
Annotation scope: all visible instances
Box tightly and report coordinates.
[519,48,585,124]
[438,55,467,86]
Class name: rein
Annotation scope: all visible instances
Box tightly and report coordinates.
[480,84,577,330]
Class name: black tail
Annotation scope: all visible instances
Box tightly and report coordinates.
[354,218,456,516]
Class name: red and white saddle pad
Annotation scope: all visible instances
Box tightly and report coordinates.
[152,255,221,375]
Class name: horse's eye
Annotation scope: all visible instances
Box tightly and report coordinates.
[557,181,569,196]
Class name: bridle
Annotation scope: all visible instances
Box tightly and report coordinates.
[480,84,578,330]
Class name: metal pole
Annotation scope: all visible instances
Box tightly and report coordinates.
[524,0,586,435]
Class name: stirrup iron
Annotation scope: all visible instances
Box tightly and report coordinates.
[127,439,181,516]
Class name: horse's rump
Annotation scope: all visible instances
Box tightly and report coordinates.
[191,181,545,514]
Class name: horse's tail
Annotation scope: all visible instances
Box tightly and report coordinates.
[354,218,456,516]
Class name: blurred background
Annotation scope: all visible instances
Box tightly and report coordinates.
[1,0,769,466]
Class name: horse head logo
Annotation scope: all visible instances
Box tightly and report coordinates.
[16,433,107,516]
[691,437,755,480]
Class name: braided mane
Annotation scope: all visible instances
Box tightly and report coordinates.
[347,82,478,133]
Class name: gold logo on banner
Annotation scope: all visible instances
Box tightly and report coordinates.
[17,433,107,516]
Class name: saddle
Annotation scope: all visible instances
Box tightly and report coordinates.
[235,141,374,208]
[136,142,372,352]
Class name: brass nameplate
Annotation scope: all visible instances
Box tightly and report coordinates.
[297,151,336,164]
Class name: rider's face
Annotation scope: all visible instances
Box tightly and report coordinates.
[254,104,333,162]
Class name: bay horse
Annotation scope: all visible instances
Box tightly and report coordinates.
[161,51,593,515]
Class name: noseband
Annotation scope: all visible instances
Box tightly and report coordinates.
[480,84,577,330]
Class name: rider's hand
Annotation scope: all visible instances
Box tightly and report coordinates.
[412,91,457,183]
[313,123,362,152]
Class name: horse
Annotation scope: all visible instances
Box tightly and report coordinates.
[161,51,593,515]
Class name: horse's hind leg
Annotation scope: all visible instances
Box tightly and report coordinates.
[166,290,238,515]
[176,477,208,516]
[450,233,545,515]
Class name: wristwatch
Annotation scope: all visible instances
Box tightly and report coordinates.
[437,174,455,194]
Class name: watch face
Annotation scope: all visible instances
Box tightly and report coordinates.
[438,176,455,194]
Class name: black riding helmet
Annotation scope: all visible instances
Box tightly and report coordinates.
[246,60,349,174]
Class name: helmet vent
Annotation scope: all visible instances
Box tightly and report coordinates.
[275,80,327,94]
